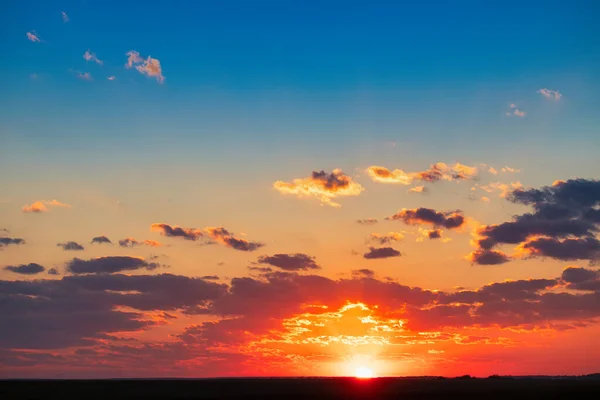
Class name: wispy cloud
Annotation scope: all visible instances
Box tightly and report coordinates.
[501,166,520,173]
[77,72,92,80]
[26,31,41,42]
[22,199,71,213]
[273,169,364,207]
[125,50,165,84]
[367,162,477,185]
[538,88,562,101]
[506,104,526,117]
[83,50,103,65]
[107,76,116,81]
[408,185,428,193]
[61,11,69,23]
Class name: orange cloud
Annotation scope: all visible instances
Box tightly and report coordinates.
[22,199,71,213]
[125,50,165,84]
[273,169,364,207]
[367,162,478,185]
[205,226,264,252]
[151,223,203,241]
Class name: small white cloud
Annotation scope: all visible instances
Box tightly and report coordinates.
[107,76,116,81]
[125,50,165,84]
[77,72,92,80]
[538,88,562,101]
[506,104,526,117]
[83,50,103,65]
[26,31,41,42]
[513,109,526,117]
[62,11,69,23]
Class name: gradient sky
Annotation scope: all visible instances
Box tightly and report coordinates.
[1,1,600,378]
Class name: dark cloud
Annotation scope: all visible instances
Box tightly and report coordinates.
[386,208,465,230]
[256,253,321,271]
[151,223,203,241]
[0,237,25,247]
[369,232,404,245]
[0,273,227,349]
[205,227,264,252]
[467,249,511,265]
[57,241,85,251]
[356,218,378,225]
[351,269,375,278]
[118,237,162,248]
[561,267,600,291]
[363,247,401,259]
[470,179,600,265]
[4,263,45,275]
[47,268,60,275]
[91,236,112,245]
[66,256,161,274]
[428,229,442,239]
[200,275,220,280]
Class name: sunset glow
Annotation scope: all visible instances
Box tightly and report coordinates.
[1,1,600,380]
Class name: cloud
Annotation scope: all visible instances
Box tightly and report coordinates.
[476,181,523,198]
[57,241,85,251]
[83,50,103,65]
[469,179,600,265]
[561,267,600,291]
[356,218,378,225]
[538,88,562,101]
[488,167,498,175]
[256,253,321,271]
[66,256,161,274]
[506,104,526,117]
[47,268,60,275]
[151,223,203,241]
[4,263,45,275]
[119,237,162,248]
[125,50,165,84]
[369,232,404,245]
[481,196,490,202]
[61,11,69,23]
[408,185,428,193]
[22,199,71,213]
[107,76,116,81]
[367,162,478,185]
[273,169,364,207]
[0,237,25,248]
[26,31,41,42]
[91,236,112,245]
[363,247,401,259]
[351,269,375,278]
[77,72,92,81]
[205,227,264,252]
[466,249,511,265]
[513,109,526,117]
[386,207,466,230]
[501,167,520,173]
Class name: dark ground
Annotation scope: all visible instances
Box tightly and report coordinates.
[2,376,600,399]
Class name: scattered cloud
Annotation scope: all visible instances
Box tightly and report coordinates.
[363,247,401,259]
[91,236,112,245]
[481,196,490,202]
[468,179,600,265]
[476,181,523,198]
[356,218,378,225]
[0,237,25,248]
[107,76,116,81]
[488,167,498,175]
[205,227,264,252]
[119,237,162,248]
[256,253,321,271]
[273,169,364,207]
[408,185,428,193]
[151,223,203,241]
[26,31,41,42]
[61,11,69,23]
[47,268,60,275]
[83,50,103,65]
[22,199,71,213]
[506,104,526,117]
[4,263,45,275]
[386,207,466,230]
[66,256,161,274]
[77,72,92,80]
[367,162,477,185]
[538,88,562,101]
[125,50,165,84]
[57,241,85,251]
[501,167,521,173]
[369,232,404,245]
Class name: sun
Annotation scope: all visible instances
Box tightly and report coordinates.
[354,366,374,379]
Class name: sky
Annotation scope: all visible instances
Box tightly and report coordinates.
[1,0,600,378]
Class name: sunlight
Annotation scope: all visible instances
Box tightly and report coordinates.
[354,366,374,379]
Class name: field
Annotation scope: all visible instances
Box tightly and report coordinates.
[2,376,600,399]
